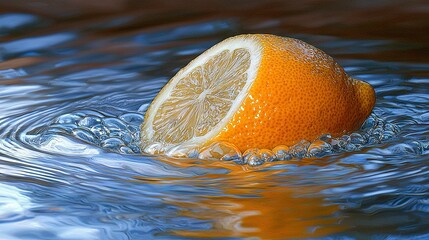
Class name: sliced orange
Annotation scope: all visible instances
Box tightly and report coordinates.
[140,34,375,155]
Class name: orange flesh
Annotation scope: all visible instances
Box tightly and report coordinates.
[152,48,250,144]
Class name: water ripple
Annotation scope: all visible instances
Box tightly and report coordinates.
[0,5,428,239]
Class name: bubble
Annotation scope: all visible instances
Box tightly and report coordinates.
[128,143,141,154]
[137,103,150,113]
[53,113,82,125]
[362,114,376,130]
[350,132,366,145]
[101,138,125,152]
[319,134,332,142]
[78,116,102,128]
[38,109,401,166]
[307,140,332,158]
[258,149,275,162]
[289,140,310,158]
[382,123,400,140]
[107,127,134,146]
[367,135,380,144]
[198,142,241,161]
[243,148,264,166]
[102,118,127,132]
[385,123,400,134]
[273,145,292,160]
[243,148,258,163]
[247,155,264,166]
[119,146,134,154]
[90,124,110,141]
[126,124,139,134]
[368,128,383,144]
[72,128,98,144]
[132,128,140,139]
[119,131,133,145]
[340,135,351,143]
[109,129,122,138]
[119,113,144,126]
[327,137,347,151]
[344,143,359,152]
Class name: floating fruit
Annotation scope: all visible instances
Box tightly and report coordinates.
[140,34,375,155]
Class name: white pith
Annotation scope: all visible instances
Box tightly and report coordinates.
[141,35,263,153]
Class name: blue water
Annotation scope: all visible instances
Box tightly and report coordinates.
[0,3,429,239]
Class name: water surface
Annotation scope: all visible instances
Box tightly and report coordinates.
[0,1,428,239]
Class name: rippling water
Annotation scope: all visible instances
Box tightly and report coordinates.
[0,1,428,239]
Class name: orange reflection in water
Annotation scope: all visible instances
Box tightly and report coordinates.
[136,158,346,239]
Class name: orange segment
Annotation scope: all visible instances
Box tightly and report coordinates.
[140,34,376,155]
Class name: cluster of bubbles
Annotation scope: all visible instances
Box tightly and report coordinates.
[143,113,400,165]
[186,113,400,166]
[32,111,400,166]
[31,110,144,154]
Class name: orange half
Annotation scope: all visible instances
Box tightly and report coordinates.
[140,34,375,155]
